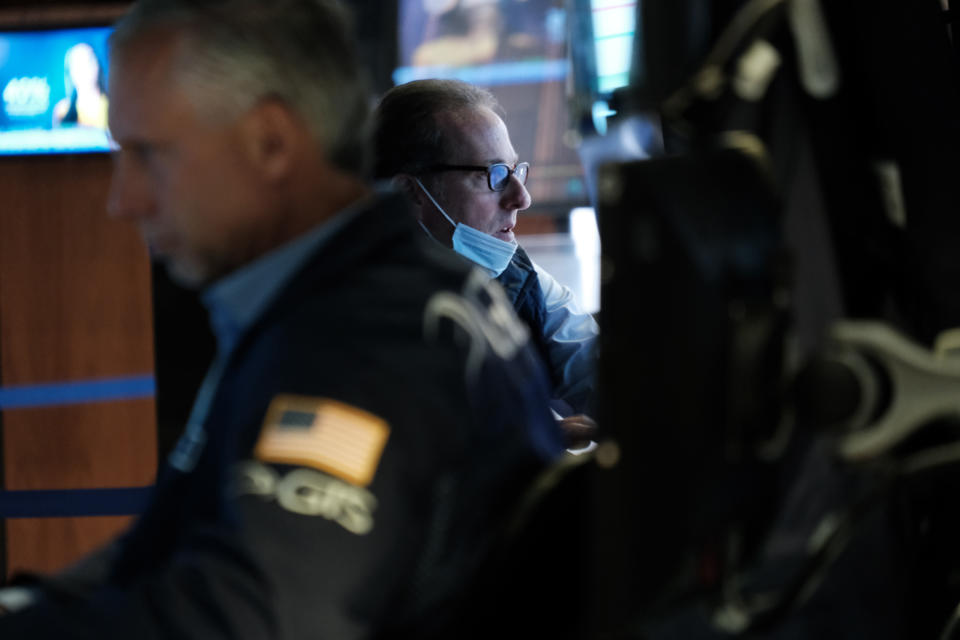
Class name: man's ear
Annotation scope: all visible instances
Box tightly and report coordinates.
[392,174,427,213]
[239,99,303,182]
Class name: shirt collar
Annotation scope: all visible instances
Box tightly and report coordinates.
[200,198,369,355]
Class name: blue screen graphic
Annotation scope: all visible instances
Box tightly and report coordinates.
[0,26,113,155]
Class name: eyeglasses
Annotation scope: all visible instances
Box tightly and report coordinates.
[427,161,530,192]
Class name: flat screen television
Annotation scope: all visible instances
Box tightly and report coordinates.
[0,25,113,155]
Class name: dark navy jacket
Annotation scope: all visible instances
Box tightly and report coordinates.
[0,194,564,639]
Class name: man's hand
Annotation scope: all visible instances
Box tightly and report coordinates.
[557,414,598,450]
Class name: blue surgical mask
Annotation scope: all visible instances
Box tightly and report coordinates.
[415,178,517,278]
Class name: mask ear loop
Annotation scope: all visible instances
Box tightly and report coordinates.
[414,177,458,228]
[416,218,440,242]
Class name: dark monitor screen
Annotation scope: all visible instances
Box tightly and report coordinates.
[0,26,113,156]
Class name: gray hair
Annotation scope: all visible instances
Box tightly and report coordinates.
[373,78,502,179]
[111,0,371,174]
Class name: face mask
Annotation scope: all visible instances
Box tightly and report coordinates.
[415,178,517,278]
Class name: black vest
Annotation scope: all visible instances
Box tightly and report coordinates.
[495,247,556,391]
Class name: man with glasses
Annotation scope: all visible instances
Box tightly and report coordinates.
[374,79,599,445]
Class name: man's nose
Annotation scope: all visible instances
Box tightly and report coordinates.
[106,155,152,221]
[500,174,532,212]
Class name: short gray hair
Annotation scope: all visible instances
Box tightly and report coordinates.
[373,78,502,179]
[111,0,371,174]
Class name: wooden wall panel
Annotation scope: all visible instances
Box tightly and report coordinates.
[5,516,132,577]
[0,156,155,384]
[3,401,157,491]
[0,4,128,29]
[0,153,157,578]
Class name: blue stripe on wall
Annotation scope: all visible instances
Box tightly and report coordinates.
[0,487,153,518]
[0,375,155,410]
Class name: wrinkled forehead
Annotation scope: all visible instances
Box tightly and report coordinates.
[435,105,517,164]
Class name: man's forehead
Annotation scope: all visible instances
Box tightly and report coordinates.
[437,105,498,131]
[110,28,181,86]
[108,30,184,135]
[437,106,517,164]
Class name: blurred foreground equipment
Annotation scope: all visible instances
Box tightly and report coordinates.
[582,0,960,637]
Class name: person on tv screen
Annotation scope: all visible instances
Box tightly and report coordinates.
[0,0,564,636]
[406,0,560,67]
[373,78,599,447]
[411,0,502,66]
[52,42,108,129]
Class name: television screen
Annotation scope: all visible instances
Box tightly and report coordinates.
[396,0,568,83]
[0,26,113,155]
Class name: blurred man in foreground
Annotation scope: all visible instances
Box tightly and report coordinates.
[374,79,599,446]
[0,1,563,636]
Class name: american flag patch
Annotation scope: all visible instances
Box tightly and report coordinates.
[254,395,390,487]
